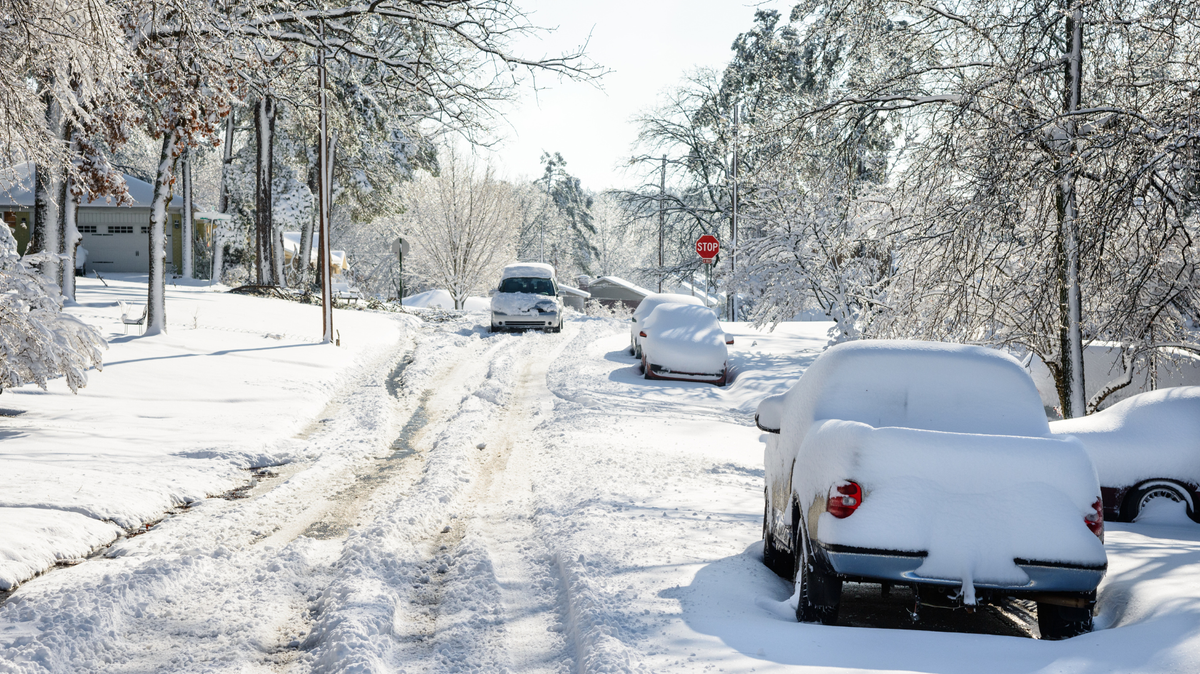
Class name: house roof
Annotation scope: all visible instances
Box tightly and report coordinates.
[557,284,591,298]
[0,162,183,209]
[593,276,653,298]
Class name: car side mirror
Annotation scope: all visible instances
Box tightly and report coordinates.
[630,317,636,323]
[488,289,497,296]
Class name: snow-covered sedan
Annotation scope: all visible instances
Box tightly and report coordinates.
[490,263,563,333]
[629,293,706,358]
[638,303,732,385]
[756,341,1107,639]
[1052,386,1200,524]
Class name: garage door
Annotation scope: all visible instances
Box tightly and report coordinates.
[78,209,172,273]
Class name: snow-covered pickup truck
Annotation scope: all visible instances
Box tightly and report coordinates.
[756,341,1107,639]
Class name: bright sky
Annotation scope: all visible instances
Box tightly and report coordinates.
[478,0,791,192]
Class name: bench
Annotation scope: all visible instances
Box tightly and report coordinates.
[118,301,147,334]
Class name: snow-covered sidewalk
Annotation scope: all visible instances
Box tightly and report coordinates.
[0,275,414,591]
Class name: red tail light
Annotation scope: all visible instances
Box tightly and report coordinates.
[639,331,647,338]
[1085,498,1104,539]
[827,481,862,518]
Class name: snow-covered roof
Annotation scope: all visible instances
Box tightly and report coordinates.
[501,262,556,279]
[281,232,345,268]
[594,276,652,297]
[0,162,182,209]
[769,340,1050,439]
[557,284,590,298]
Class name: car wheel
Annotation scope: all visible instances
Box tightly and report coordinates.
[793,522,841,625]
[629,341,636,356]
[641,355,652,378]
[1121,480,1196,522]
[762,495,794,580]
[1037,592,1094,640]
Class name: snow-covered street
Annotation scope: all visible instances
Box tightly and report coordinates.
[3,283,1200,673]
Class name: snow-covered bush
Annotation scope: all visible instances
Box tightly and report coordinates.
[0,227,105,392]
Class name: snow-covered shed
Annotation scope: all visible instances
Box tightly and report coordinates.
[556,283,590,311]
[578,276,652,312]
[0,162,185,274]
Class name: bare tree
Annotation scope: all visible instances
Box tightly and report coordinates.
[400,149,521,308]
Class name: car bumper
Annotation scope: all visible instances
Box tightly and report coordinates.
[818,543,1106,593]
[646,363,726,384]
[493,313,559,329]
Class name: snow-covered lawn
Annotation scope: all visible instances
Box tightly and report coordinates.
[2,290,1199,674]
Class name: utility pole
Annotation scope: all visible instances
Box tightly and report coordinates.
[729,103,739,322]
[317,23,334,344]
[658,155,666,293]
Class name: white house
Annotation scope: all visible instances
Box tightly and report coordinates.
[0,162,185,274]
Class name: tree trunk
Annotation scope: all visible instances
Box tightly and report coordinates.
[213,112,235,285]
[1056,2,1087,418]
[29,90,67,283]
[59,170,80,302]
[181,147,194,279]
[254,96,276,286]
[146,129,178,336]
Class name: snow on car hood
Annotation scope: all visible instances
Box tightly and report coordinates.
[491,292,558,316]
[794,420,1106,593]
[641,304,727,374]
[1051,386,1200,487]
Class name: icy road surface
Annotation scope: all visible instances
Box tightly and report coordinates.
[3,308,1200,673]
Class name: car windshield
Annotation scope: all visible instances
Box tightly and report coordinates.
[498,277,556,296]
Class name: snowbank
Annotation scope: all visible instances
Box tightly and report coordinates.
[500,262,555,279]
[641,304,727,375]
[1051,386,1200,487]
[0,274,411,590]
[402,288,453,309]
[491,291,558,317]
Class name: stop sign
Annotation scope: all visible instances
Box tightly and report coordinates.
[696,234,720,262]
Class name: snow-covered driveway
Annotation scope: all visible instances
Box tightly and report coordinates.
[3,295,1200,673]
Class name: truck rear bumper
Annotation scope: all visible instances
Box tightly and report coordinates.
[819,543,1106,593]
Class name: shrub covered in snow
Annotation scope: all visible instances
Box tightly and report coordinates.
[0,227,105,392]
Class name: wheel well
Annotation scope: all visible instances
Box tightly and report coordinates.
[1126,479,1196,512]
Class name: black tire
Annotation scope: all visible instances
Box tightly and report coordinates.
[793,525,841,625]
[1122,480,1196,522]
[1037,593,1094,640]
[762,496,794,580]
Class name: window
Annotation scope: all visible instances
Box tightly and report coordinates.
[79,225,97,233]
[498,277,557,296]
[141,226,149,234]
[108,226,133,234]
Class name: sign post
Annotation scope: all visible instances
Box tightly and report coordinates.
[390,237,410,300]
[696,235,720,308]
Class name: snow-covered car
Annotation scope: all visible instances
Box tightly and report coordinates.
[1052,386,1200,524]
[638,304,732,385]
[756,341,1107,639]
[490,263,563,333]
[628,293,706,357]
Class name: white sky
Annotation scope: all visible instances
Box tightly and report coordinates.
[476,0,791,191]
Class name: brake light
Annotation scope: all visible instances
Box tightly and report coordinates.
[639,331,647,338]
[1085,498,1104,539]
[827,481,862,518]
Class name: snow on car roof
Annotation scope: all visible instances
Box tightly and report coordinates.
[501,262,556,279]
[769,340,1049,438]
[1051,386,1200,486]
[633,293,705,319]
